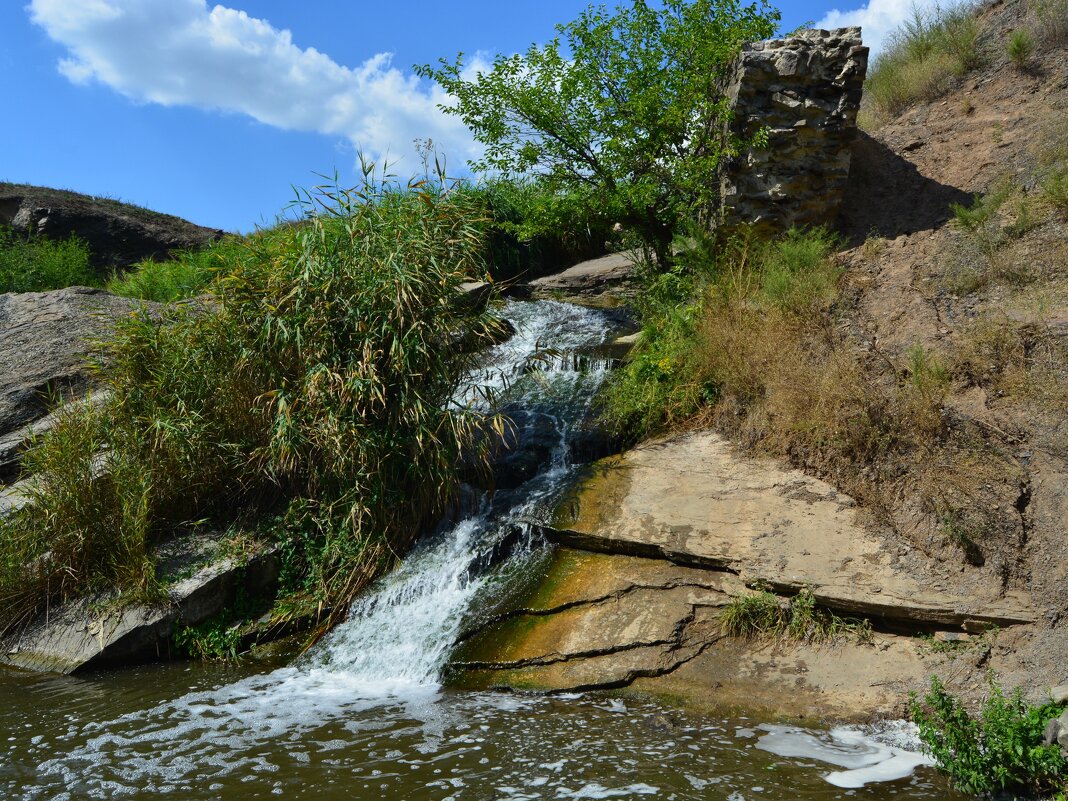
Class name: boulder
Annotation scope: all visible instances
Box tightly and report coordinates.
[0,287,160,482]
[0,182,223,273]
[525,252,636,302]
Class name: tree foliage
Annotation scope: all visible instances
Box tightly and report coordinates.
[418,0,780,267]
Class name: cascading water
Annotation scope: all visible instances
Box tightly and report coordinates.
[0,300,954,801]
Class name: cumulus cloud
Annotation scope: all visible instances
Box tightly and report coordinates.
[28,0,482,174]
[816,0,944,57]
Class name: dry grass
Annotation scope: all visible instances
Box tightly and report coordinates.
[861,3,983,127]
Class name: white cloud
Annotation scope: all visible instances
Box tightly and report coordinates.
[816,0,945,57]
[28,0,482,175]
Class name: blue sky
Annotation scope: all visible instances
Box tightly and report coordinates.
[2,0,925,233]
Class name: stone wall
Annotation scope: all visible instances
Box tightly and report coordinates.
[719,27,869,233]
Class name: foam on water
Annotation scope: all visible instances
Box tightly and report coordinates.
[756,721,935,788]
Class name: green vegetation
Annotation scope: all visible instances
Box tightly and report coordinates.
[105,242,239,303]
[1007,29,1035,66]
[0,173,507,636]
[862,2,981,126]
[721,586,873,644]
[472,176,617,282]
[912,676,1068,797]
[419,0,780,268]
[0,226,97,293]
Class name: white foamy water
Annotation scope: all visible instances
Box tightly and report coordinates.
[756,721,935,788]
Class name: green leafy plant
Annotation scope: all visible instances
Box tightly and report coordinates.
[0,225,97,293]
[418,0,780,269]
[911,676,1068,796]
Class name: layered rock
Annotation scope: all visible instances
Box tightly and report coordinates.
[0,287,160,483]
[720,27,868,233]
[455,431,1041,718]
[0,539,280,674]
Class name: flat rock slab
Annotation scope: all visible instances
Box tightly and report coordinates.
[548,431,1035,631]
[457,549,734,691]
[456,548,931,719]
[527,252,635,298]
[0,545,278,674]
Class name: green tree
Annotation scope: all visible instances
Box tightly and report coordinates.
[418,0,780,269]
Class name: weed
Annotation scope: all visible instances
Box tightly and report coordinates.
[945,184,1035,291]
[1042,169,1068,213]
[1029,0,1068,47]
[938,508,985,566]
[911,675,1068,796]
[1007,29,1035,66]
[0,226,97,293]
[173,614,242,661]
[721,586,873,644]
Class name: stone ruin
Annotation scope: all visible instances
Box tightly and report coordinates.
[719,27,869,234]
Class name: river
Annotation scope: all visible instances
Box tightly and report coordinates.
[0,300,960,800]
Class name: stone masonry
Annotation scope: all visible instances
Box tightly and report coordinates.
[720,27,869,233]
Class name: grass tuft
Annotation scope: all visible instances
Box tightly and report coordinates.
[721,587,873,644]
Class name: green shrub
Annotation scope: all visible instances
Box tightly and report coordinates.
[0,226,97,293]
[1008,29,1036,66]
[598,227,840,441]
[105,239,243,303]
[863,3,982,125]
[758,227,841,314]
[0,172,507,635]
[469,177,616,282]
[911,676,1068,797]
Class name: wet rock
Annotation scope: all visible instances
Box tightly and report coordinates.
[0,544,279,674]
[0,182,223,274]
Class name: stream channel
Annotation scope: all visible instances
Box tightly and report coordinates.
[0,300,961,800]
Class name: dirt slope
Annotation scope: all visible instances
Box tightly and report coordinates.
[832,0,1068,697]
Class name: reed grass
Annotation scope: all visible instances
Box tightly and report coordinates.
[0,169,508,635]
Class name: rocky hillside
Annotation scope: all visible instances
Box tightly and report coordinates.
[455,0,1068,717]
[0,183,223,274]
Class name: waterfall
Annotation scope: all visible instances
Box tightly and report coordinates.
[28,300,618,796]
